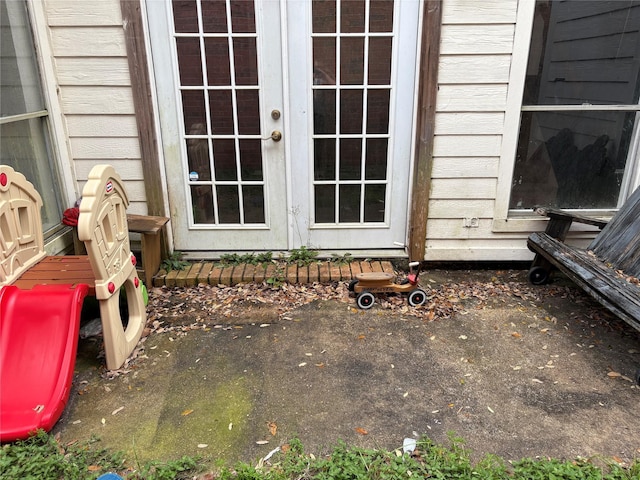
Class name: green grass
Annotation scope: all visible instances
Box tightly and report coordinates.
[1,431,638,480]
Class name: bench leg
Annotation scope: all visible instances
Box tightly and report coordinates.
[140,232,162,287]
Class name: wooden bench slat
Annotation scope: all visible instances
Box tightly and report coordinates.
[528,232,640,332]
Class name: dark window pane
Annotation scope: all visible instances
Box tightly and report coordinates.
[172,0,198,33]
[176,38,203,86]
[341,37,364,85]
[369,0,394,32]
[368,37,392,85]
[340,89,363,134]
[314,139,336,180]
[236,89,260,134]
[313,37,336,85]
[217,185,241,223]
[315,184,335,222]
[510,111,634,209]
[341,0,365,33]
[234,37,258,85]
[191,185,215,224]
[314,90,336,134]
[365,138,388,179]
[523,1,640,105]
[243,185,265,223]
[213,139,237,180]
[202,0,228,33]
[366,89,389,133]
[239,139,263,180]
[205,37,231,86]
[181,90,206,134]
[364,184,386,222]
[339,185,360,222]
[339,138,362,180]
[208,90,234,134]
[230,0,255,33]
[312,0,336,33]
[186,139,211,180]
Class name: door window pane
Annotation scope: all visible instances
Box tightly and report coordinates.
[230,0,255,33]
[233,37,258,85]
[510,1,640,210]
[191,185,215,223]
[208,90,234,134]
[341,0,365,33]
[315,185,336,222]
[205,38,231,86]
[176,38,203,86]
[340,89,363,134]
[340,37,364,85]
[172,0,198,33]
[239,139,263,181]
[217,185,241,223]
[201,0,227,33]
[186,138,211,180]
[213,139,237,181]
[314,90,336,134]
[312,0,336,33]
[339,139,362,180]
[236,89,260,134]
[243,186,265,223]
[364,184,386,222]
[181,90,206,133]
[339,185,360,222]
[314,139,336,180]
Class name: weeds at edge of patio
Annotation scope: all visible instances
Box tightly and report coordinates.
[1,431,638,480]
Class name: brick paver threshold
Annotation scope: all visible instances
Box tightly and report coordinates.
[153,260,396,288]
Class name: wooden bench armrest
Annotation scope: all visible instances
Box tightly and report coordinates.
[533,207,608,241]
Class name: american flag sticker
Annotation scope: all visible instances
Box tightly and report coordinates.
[106,181,113,194]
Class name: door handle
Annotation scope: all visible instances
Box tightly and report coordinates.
[265,130,282,142]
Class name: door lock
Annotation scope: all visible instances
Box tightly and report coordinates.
[271,109,281,120]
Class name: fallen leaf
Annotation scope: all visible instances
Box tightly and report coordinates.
[87,465,101,472]
[111,406,124,416]
[511,332,522,338]
[607,371,622,378]
[281,444,291,453]
[298,362,307,367]
[268,421,277,436]
[355,427,369,435]
[182,409,194,416]
[256,440,269,445]
[197,444,208,448]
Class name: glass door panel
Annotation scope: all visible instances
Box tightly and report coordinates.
[148,0,287,251]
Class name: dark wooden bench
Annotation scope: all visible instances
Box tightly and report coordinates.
[527,187,640,335]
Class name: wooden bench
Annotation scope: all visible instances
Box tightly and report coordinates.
[127,214,169,287]
[527,186,640,335]
[1,164,147,370]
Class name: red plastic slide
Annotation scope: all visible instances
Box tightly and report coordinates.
[0,283,89,442]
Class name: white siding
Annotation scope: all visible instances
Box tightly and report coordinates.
[426,0,534,261]
[44,0,146,214]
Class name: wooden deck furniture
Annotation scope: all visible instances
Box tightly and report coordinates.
[0,164,146,370]
[527,187,640,335]
[127,214,169,287]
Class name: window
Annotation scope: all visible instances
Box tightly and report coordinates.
[509,0,640,211]
[0,0,63,232]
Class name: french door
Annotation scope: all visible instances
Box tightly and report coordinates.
[147,0,421,253]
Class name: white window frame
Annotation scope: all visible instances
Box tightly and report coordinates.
[492,0,640,233]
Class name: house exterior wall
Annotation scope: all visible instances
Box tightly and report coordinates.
[425,0,530,261]
[42,0,147,214]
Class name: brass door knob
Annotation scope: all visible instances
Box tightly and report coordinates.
[270,130,282,142]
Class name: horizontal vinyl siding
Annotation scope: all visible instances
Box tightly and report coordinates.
[45,0,146,213]
[427,0,526,261]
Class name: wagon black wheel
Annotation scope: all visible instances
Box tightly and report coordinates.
[356,291,375,309]
[528,266,550,285]
[408,289,427,307]
[348,279,359,292]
